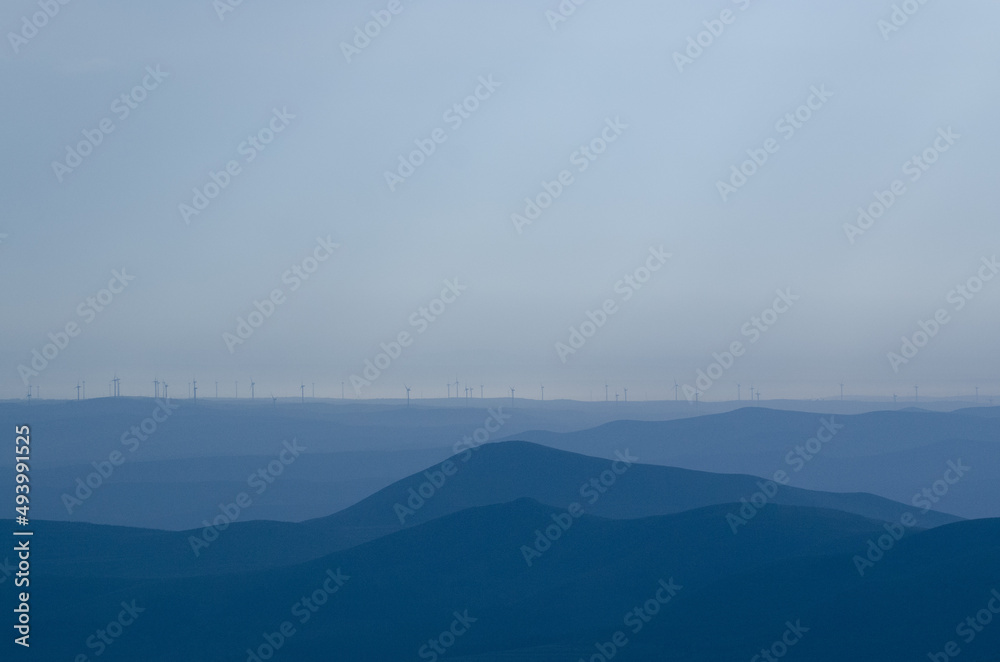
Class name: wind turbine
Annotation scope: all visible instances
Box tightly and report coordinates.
[300,382,305,403]
[914,385,919,402]
[193,379,197,401]
[623,387,628,403]
[404,385,411,408]
[540,385,544,402]
[153,378,159,398]
[77,382,82,401]
[509,386,515,408]
[271,394,277,407]
[82,380,86,400]
[674,381,679,402]
[251,379,255,400]
[605,382,609,402]
[162,381,168,398]
[480,384,484,399]
[615,391,619,404]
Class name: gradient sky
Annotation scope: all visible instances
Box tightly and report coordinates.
[1,0,997,400]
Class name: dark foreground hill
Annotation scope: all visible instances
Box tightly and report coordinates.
[17,500,1000,661]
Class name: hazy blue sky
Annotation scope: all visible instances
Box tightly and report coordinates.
[2,0,997,400]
